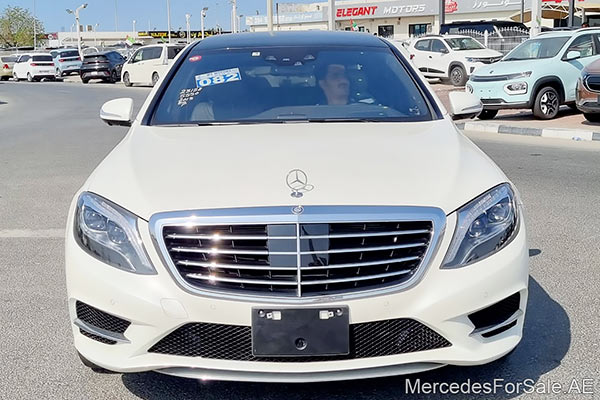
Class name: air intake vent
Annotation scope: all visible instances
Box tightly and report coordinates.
[148,318,451,361]
[468,293,520,330]
[76,301,131,334]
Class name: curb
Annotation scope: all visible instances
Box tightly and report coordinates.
[456,121,600,142]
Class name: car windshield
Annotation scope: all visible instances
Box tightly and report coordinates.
[151,46,432,125]
[59,50,80,58]
[32,55,53,62]
[504,37,570,60]
[444,37,485,50]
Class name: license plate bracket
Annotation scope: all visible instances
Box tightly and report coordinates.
[252,307,349,357]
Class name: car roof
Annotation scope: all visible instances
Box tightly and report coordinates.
[537,28,600,38]
[195,31,388,50]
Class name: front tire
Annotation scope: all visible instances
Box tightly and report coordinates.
[151,72,159,87]
[123,72,132,87]
[533,86,560,119]
[450,65,467,87]
[584,113,600,123]
[81,78,89,84]
[27,73,33,82]
[110,70,118,83]
[13,72,19,81]
[55,68,63,78]
[478,109,498,120]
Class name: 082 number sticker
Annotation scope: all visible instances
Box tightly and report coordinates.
[195,68,241,88]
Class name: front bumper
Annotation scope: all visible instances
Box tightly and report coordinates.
[66,209,529,382]
[468,79,531,110]
[576,77,600,113]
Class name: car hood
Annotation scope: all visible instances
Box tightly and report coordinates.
[460,48,503,58]
[473,59,541,77]
[84,120,507,220]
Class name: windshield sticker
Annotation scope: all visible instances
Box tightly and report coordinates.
[195,68,241,88]
[178,87,203,107]
[189,55,202,62]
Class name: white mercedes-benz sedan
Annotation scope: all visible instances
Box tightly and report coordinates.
[65,31,529,382]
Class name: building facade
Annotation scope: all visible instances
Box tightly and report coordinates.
[247,0,591,39]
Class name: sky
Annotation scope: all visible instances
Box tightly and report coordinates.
[0,0,318,33]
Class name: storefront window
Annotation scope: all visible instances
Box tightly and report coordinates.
[409,24,429,37]
[378,25,394,38]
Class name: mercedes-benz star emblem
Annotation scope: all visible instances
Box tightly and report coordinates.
[286,169,314,198]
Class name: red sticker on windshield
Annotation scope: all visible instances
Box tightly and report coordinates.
[189,55,202,62]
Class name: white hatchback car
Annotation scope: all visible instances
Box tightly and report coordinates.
[12,53,56,82]
[121,44,184,87]
[66,31,528,382]
[408,35,502,86]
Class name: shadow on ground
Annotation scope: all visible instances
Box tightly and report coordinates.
[121,275,569,400]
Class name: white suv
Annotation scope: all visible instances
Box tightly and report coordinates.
[408,35,502,86]
[121,44,184,87]
[12,53,56,82]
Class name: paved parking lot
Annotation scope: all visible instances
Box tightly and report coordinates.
[432,83,600,133]
[1,81,599,399]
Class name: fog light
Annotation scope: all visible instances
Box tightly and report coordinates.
[504,82,528,95]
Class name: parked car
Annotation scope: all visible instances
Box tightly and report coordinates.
[408,35,502,86]
[468,29,600,120]
[1,55,17,80]
[12,53,56,82]
[66,31,528,382]
[50,48,82,77]
[121,44,184,87]
[80,51,126,84]
[576,57,600,122]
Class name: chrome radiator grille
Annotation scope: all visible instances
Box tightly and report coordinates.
[155,207,442,298]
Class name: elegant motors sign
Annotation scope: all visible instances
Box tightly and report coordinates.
[334,0,437,19]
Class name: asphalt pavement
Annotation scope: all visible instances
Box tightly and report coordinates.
[0,81,599,399]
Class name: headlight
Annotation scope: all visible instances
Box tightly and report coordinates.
[442,183,519,269]
[74,192,156,274]
[504,81,528,95]
[505,71,532,80]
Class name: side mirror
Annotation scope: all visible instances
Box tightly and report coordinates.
[448,91,483,120]
[441,48,449,54]
[100,98,133,127]
[565,50,581,61]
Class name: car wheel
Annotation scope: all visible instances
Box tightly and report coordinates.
[567,103,579,112]
[0,76,8,81]
[152,72,159,87]
[27,73,33,82]
[123,72,132,87]
[77,352,114,373]
[13,72,19,81]
[533,86,560,119]
[55,68,62,78]
[110,70,118,83]
[81,78,89,84]
[478,109,498,120]
[584,113,600,123]
[450,65,467,87]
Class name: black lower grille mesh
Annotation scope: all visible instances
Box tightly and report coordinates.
[76,301,131,334]
[79,328,117,345]
[148,318,451,361]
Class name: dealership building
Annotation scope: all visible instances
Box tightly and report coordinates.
[246,0,596,39]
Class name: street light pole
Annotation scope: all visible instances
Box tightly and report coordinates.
[67,3,88,57]
[267,0,273,31]
[94,23,99,46]
[33,0,36,50]
[232,0,237,33]
[201,8,208,39]
[238,14,243,32]
[185,14,191,43]
[166,0,172,43]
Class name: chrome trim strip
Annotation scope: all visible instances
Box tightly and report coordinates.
[170,247,290,256]
[74,318,130,344]
[301,256,421,271]
[148,206,447,304]
[166,233,295,240]
[301,229,431,239]
[301,270,412,285]
[186,273,297,286]
[177,260,296,271]
[471,310,523,337]
[299,242,426,255]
